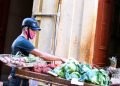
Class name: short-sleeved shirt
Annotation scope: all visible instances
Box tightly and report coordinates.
[11,35,35,56]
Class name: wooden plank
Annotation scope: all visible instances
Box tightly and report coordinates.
[32,0,59,54]
[15,69,79,86]
[32,0,41,14]
[33,13,57,16]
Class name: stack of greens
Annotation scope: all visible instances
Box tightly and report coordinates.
[51,58,111,86]
[24,54,40,63]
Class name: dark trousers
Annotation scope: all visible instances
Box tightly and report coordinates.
[9,67,29,86]
[9,76,29,86]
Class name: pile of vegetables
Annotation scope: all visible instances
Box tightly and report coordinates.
[33,63,58,74]
[12,54,40,63]
[51,58,111,86]
[0,54,44,67]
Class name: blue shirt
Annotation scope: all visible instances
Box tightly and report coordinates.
[11,35,35,56]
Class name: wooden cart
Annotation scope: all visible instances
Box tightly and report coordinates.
[15,69,97,86]
[16,69,77,86]
[0,54,97,86]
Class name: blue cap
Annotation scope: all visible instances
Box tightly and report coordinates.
[22,18,41,31]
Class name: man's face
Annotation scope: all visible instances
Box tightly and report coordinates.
[29,29,37,39]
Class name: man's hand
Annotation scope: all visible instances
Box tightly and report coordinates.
[60,57,67,63]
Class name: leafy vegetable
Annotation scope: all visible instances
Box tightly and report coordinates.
[51,58,111,86]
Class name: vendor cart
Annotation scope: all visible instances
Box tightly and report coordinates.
[0,54,98,86]
[16,69,77,86]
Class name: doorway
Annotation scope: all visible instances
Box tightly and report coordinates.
[108,0,120,67]
[0,0,33,81]
[93,0,120,67]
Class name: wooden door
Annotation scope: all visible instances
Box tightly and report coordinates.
[0,0,10,79]
[93,0,114,67]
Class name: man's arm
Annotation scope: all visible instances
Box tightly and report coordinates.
[30,49,66,62]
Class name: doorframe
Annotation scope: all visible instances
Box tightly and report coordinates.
[93,0,115,67]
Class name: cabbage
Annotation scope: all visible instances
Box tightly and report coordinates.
[78,64,92,74]
[52,66,65,78]
[64,62,77,73]
[79,68,111,86]
[70,72,80,79]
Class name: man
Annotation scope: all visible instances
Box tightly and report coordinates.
[9,18,66,86]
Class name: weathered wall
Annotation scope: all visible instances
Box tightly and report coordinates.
[32,0,59,54]
[79,0,98,64]
[55,0,84,60]
[33,0,98,64]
